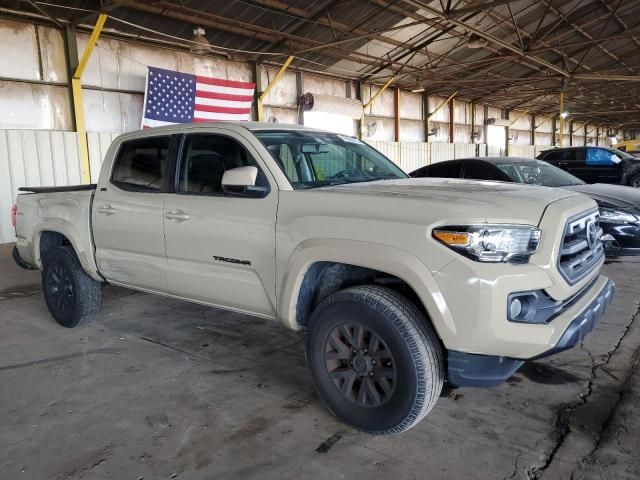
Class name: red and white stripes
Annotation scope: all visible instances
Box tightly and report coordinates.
[193,76,255,122]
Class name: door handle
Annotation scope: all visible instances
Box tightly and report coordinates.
[165,210,190,222]
[98,205,116,215]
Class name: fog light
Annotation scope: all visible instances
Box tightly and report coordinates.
[509,297,523,319]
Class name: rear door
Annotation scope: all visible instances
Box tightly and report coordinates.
[163,130,278,317]
[581,148,625,184]
[540,149,571,171]
[92,135,175,292]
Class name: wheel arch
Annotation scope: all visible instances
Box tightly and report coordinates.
[278,238,457,341]
[34,221,101,281]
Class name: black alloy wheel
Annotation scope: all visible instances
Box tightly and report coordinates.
[42,246,103,328]
[324,323,396,407]
[306,285,444,435]
[45,262,76,315]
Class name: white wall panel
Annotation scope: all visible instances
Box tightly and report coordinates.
[264,107,298,125]
[39,26,68,83]
[428,95,449,123]
[87,132,119,183]
[0,82,72,130]
[509,145,536,158]
[362,85,394,117]
[304,74,346,98]
[535,116,553,133]
[510,112,532,131]
[363,116,394,141]
[400,91,422,120]
[453,100,470,124]
[400,119,424,141]
[455,124,471,143]
[573,135,586,146]
[0,130,83,243]
[82,89,144,133]
[428,121,450,143]
[261,66,297,107]
[454,143,477,159]
[510,129,530,145]
[0,19,40,81]
[431,143,455,163]
[534,133,553,146]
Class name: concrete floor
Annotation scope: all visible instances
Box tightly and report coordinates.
[1,243,638,480]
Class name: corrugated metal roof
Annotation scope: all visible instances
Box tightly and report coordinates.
[1,0,639,126]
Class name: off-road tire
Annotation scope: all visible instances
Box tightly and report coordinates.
[306,285,444,435]
[42,245,102,328]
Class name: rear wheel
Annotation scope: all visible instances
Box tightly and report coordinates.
[306,285,444,435]
[42,246,102,328]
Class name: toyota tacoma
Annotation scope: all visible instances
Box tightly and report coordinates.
[13,122,614,434]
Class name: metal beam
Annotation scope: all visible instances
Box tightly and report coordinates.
[72,13,107,184]
[450,0,522,15]
[257,55,294,122]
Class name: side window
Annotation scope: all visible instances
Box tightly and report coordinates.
[541,150,567,162]
[111,136,170,192]
[586,148,619,166]
[427,161,461,178]
[411,166,430,177]
[463,161,507,181]
[178,134,269,195]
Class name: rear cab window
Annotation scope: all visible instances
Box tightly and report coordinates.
[111,136,171,192]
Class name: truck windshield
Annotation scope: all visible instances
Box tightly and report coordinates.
[254,130,408,189]
[496,160,585,187]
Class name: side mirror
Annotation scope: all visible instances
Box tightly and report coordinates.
[221,166,269,198]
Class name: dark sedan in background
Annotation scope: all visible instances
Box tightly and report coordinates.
[536,146,640,188]
[410,157,640,256]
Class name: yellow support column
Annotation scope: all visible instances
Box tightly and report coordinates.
[257,56,295,122]
[72,13,107,184]
[559,89,565,147]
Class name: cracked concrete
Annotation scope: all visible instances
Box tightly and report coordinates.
[1,243,639,479]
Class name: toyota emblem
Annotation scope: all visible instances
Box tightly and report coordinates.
[586,220,598,249]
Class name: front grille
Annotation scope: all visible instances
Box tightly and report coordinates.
[558,209,604,285]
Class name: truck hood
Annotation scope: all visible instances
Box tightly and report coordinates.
[562,183,640,210]
[319,178,584,225]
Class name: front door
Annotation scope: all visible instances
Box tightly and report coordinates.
[163,131,278,317]
[92,135,173,292]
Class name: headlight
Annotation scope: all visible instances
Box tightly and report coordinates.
[599,208,639,224]
[433,225,541,263]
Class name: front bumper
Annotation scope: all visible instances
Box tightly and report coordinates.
[447,278,615,387]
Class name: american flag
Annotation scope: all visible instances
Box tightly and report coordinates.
[141,66,255,128]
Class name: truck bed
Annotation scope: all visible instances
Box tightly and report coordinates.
[18,184,97,194]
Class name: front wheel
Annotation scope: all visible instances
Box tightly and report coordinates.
[306,285,444,435]
[628,172,640,188]
[42,246,103,328]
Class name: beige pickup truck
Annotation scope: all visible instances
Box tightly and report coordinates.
[14,122,614,434]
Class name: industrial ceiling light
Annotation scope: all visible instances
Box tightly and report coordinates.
[190,27,211,55]
[467,34,488,49]
[560,111,569,118]
[411,87,426,93]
